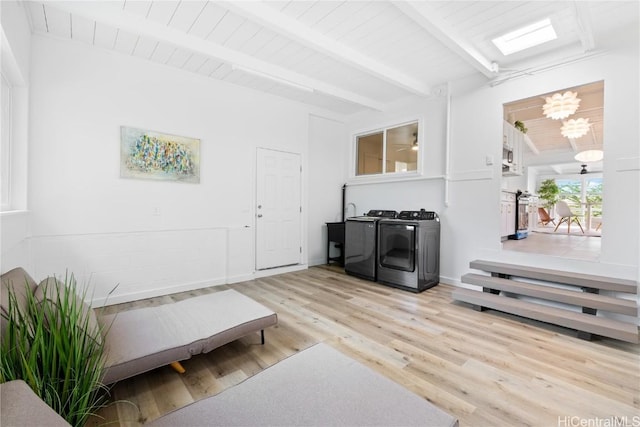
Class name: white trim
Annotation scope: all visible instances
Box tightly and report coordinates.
[348,174,443,187]
[92,278,228,307]
[615,157,640,172]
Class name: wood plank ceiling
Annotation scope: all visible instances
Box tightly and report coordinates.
[22,1,639,165]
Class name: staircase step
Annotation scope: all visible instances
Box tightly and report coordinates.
[462,273,638,317]
[470,260,638,294]
[452,288,639,344]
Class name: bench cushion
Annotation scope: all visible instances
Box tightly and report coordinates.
[148,343,459,427]
[0,268,38,337]
[100,289,277,384]
[0,380,71,427]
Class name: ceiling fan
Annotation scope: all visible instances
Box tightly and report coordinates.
[396,133,418,152]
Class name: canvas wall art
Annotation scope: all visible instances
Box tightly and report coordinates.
[120,126,200,183]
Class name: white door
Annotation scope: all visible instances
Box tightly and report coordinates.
[256,148,302,270]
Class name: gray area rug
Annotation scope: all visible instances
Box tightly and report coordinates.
[148,343,458,427]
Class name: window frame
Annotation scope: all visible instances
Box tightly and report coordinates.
[350,118,423,183]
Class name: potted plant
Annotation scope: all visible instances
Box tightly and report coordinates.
[0,273,109,426]
[538,179,560,210]
[514,120,528,134]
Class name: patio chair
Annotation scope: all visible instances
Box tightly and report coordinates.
[537,207,555,226]
[554,200,584,234]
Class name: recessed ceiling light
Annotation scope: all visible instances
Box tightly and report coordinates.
[492,18,558,56]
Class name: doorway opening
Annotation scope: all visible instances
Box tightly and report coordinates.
[500,81,604,261]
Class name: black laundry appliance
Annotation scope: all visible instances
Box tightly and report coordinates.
[510,190,530,240]
[376,210,440,293]
[344,210,398,281]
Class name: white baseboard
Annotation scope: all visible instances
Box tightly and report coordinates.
[94,277,227,307]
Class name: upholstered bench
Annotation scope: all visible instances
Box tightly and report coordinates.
[0,267,278,385]
[148,343,459,427]
[101,289,278,384]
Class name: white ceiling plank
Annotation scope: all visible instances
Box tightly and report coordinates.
[147,1,180,26]
[393,1,496,78]
[296,2,343,28]
[165,48,193,68]
[167,1,208,33]
[187,3,228,38]
[53,1,385,111]
[149,42,175,64]
[223,20,262,51]
[311,2,368,34]
[26,2,48,33]
[113,29,139,54]
[123,1,151,17]
[70,13,94,44]
[206,11,246,46]
[220,1,429,96]
[276,1,315,20]
[239,28,279,56]
[183,53,210,73]
[132,36,158,59]
[93,22,118,49]
[197,59,224,77]
[43,4,71,39]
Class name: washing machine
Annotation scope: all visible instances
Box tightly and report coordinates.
[344,210,397,281]
[376,210,440,292]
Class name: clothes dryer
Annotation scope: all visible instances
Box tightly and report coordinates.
[376,210,440,292]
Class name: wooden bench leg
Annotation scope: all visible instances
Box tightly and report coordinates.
[170,361,186,374]
[261,329,265,345]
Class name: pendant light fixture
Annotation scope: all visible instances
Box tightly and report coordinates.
[561,118,591,139]
[542,91,581,120]
[574,149,603,162]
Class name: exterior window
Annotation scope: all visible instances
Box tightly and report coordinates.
[1,73,11,210]
[355,122,418,176]
[554,176,603,222]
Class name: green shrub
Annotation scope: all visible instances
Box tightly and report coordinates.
[0,273,109,426]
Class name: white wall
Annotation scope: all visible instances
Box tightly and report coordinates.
[307,114,347,266]
[28,35,328,304]
[342,45,639,286]
[447,44,639,282]
[0,1,31,272]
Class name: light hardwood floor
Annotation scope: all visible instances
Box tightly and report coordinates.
[88,266,639,427]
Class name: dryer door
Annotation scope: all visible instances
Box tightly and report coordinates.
[378,223,416,272]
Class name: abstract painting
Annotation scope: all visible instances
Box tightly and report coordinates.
[120,126,200,183]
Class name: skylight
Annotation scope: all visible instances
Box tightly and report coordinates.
[492,18,557,56]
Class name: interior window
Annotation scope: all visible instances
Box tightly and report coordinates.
[356,132,383,175]
[355,121,419,176]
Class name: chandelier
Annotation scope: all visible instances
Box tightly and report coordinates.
[561,118,590,139]
[542,91,581,120]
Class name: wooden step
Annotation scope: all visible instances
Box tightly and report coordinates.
[452,288,639,344]
[462,273,638,317]
[470,260,638,294]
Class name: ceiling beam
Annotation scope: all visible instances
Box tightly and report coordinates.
[573,1,595,52]
[51,2,386,111]
[523,134,540,156]
[219,1,430,96]
[393,1,496,78]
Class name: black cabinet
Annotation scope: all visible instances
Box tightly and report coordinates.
[326,222,345,266]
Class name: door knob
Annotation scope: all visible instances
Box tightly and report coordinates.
[257,214,263,218]
[258,205,262,209]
